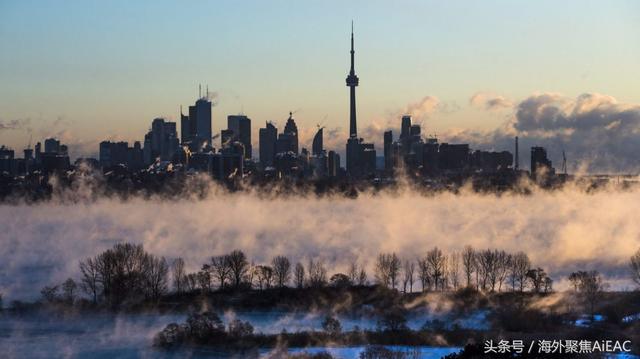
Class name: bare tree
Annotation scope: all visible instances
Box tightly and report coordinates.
[357,266,368,286]
[294,262,305,288]
[526,267,548,293]
[172,258,186,294]
[61,278,77,304]
[375,254,391,287]
[97,243,148,304]
[375,253,401,289]
[272,256,291,288]
[495,251,512,292]
[389,253,401,289]
[78,243,168,305]
[426,247,446,291]
[210,255,231,290]
[417,257,430,292]
[348,259,362,285]
[41,285,59,303]
[574,270,605,319]
[144,256,169,301]
[255,265,274,289]
[197,268,212,293]
[227,250,249,289]
[510,252,530,292]
[79,257,100,304]
[185,273,198,292]
[462,245,475,288]
[448,252,461,290]
[347,260,367,286]
[307,259,327,288]
[631,248,640,287]
[402,260,415,293]
[568,271,585,292]
[477,249,502,292]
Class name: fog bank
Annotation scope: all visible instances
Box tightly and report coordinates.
[1,185,639,301]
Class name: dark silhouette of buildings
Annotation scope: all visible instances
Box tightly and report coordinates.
[328,150,340,177]
[384,115,425,172]
[531,146,555,179]
[282,112,299,155]
[259,122,277,169]
[181,94,213,151]
[383,114,513,176]
[1,26,566,188]
[44,138,64,154]
[143,118,179,164]
[312,127,323,156]
[227,115,252,159]
[38,138,70,173]
[515,136,520,171]
[470,150,512,172]
[1,138,71,176]
[270,112,300,176]
[0,145,15,175]
[310,127,329,178]
[438,143,470,171]
[383,130,393,171]
[99,140,144,170]
[28,138,70,174]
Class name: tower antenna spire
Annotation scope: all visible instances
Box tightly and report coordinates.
[350,21,355,74]
[346,21,359,138]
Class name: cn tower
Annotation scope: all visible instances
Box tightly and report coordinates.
[346,21,359,138]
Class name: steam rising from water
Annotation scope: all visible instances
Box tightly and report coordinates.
[1,180,639,301]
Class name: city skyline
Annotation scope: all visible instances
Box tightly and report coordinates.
[2,1,640,172]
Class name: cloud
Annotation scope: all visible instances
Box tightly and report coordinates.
[355,96,457,146]
[0,118,31,132]
[469,92,513,111]
[443,92,640,173]
[403,96,441,121]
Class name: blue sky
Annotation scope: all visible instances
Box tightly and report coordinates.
[1,0,639,159]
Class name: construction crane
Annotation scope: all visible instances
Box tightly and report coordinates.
[316,114,328,130]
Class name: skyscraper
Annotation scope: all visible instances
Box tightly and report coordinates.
[180,106,191,144]
[400,115,411,141]
[145,118,179,163]
[328,150,340,177]
[44,138,60,153]
[259,121,277,168]
[384,130,393,171]
[227,115,252,159]
[183,96,212,150]
[312,127,323,156]
[221,129,234,148]
[282,112,299,154]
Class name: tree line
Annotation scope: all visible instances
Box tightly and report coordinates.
[27,244,640,307]
[373,246,553,293]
